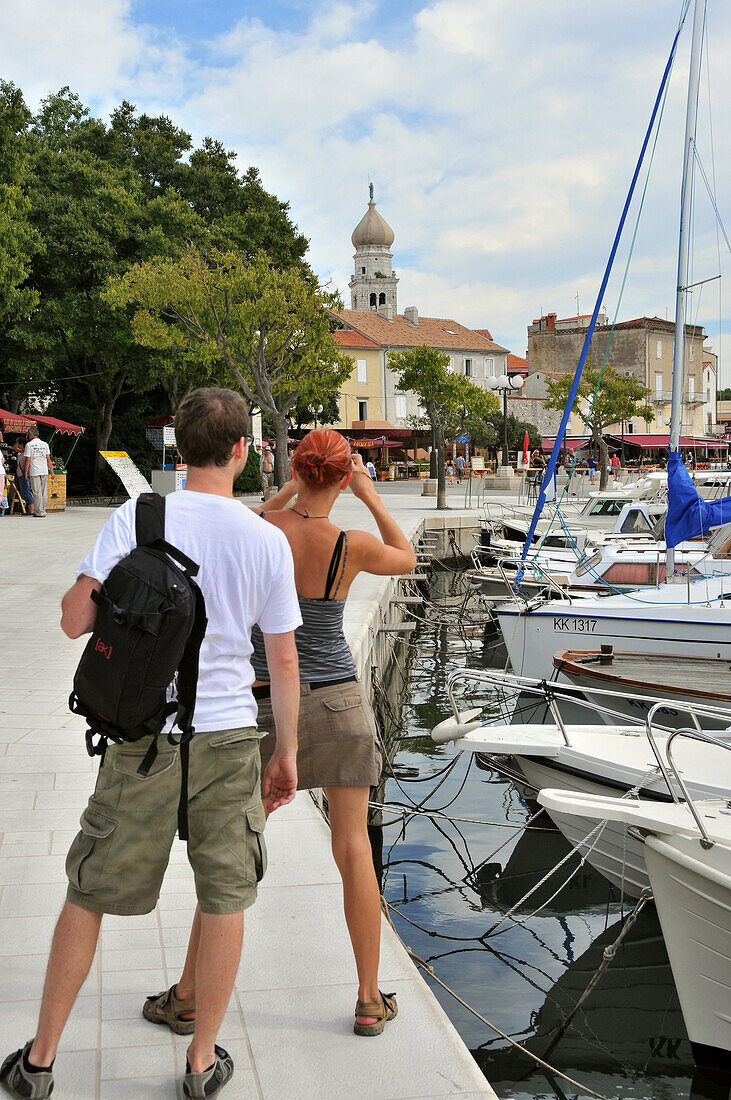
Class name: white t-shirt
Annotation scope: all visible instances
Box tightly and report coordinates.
[23,438,51,478]
[77,491,302,732]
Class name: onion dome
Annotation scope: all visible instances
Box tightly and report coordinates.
[351,197,395,249]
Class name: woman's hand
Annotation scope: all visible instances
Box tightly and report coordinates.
[348,452,378,502]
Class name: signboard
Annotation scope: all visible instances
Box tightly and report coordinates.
[145,426,164,450]
[100,451,152,498]
[175,464,187,491]
[163,424,176,446]
[471,456,485,471]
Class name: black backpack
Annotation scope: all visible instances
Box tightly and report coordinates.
[69,493,207,789]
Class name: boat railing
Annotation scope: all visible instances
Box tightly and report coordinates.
[443,667,731,760]
[643,716,731,848]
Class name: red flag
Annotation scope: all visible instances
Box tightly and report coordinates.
[522,431,530,466]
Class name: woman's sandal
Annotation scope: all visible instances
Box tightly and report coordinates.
[353,991,398,1036]
[142,984,196,1035]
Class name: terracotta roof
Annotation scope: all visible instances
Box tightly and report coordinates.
[332,329,381,350]
[507,354,528,372]
[332,309,509,353]
[473,327,493,340]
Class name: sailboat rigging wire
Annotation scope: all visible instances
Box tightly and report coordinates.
[693,147,731,257]
[516,1,692,580]
[380,898,611,1100]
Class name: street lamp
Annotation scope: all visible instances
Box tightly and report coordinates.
[486,374,524,471]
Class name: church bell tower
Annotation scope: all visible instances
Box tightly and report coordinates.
[348,185,398,313]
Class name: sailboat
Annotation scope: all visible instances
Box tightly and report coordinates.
[495,0,731,678]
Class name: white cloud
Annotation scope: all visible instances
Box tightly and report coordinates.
[2,0,730,380]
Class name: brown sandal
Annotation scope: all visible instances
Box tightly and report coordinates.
[142,984,196,1035]
[353,991,398,1036]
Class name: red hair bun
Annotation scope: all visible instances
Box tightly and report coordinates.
[293,429,351,488]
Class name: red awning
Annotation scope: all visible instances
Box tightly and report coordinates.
[0,408,37,432]
[606,433,728,450]
[31,414,85,436]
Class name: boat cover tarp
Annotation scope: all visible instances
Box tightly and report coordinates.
[665,450,731,547]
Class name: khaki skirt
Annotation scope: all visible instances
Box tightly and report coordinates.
[257,679,382,790]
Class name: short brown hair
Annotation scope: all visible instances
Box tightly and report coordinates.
[174,388,249,468]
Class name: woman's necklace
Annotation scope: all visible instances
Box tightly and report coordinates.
[291,506,329,519]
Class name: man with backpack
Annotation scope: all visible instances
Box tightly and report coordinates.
[0,388,301,1100]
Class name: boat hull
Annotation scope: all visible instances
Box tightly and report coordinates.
[645,833,731,1077]
[512,755,650,897]
[495,599,731,680]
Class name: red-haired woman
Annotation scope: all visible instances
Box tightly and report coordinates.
[144,430,416,1039]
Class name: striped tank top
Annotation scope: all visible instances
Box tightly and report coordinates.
[251,529,357,682]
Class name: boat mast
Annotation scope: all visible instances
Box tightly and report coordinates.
[667,0,706,578]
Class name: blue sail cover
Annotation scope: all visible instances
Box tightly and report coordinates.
[665,450,731,547]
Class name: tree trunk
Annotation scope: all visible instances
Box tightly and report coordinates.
[436,422,447,510]
[596,427,609,489]
[272,413,290,488]
[94,401,115,492]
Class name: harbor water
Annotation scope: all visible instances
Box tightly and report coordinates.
[372,566,729,1100]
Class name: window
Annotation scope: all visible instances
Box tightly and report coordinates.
[689,342,694,362]
[464,358,473,378]
[356,358,367,383]
[361,267,366,274]
[486,358,494,377]
[656,340,662,359]
[588,499,627,517]
[369,292,376,308]
[358,399,368,421]
[655,372,663,393]
[688,376,695,400]
[378,292,386,306]
[353,296,357,309]
[395,395,406,419]
[447,357,455,372]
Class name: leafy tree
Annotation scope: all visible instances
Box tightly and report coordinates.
[293,392,340,429]
[546,365,654,488]
[107,247,352,485]
[388,346,499,509]
[718,387,731,401]
[462,411,541,455]
[0,81,41,407]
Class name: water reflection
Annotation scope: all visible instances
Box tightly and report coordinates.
[377,568,718,1100]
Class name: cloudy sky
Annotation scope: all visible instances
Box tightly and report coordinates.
[3,0,730,382]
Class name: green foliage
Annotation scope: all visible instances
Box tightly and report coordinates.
[107,247,352,485]
[0,84,314,492]
[389,346,499,507]
[546,365,654,486]
[0,81,40,333]
[234,446,262,495]
[718,387,731,401]
[463,411,541,452]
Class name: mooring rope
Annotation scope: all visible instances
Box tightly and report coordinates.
[380,896,611,1100]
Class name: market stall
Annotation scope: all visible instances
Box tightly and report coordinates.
[0,408,85,512]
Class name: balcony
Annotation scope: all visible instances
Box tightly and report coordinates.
[651,390,673,403]
[684,389,709,405]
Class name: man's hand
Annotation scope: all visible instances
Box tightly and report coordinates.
[262,754,298,812]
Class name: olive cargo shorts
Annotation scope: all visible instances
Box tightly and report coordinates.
[66,728,266,916]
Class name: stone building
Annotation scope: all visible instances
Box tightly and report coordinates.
[527,312,714,438]
[348,185,398,315]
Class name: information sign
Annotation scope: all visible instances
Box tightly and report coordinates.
[163,424,176,446]
[145,426,164,450]
[471,456,485,471]
[100,451,152,498]
[175,464,187,491]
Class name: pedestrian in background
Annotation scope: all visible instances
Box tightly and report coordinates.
[23,427,54,517]
[259,442,275,496]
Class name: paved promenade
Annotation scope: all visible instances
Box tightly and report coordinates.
[0,487,499,1099]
